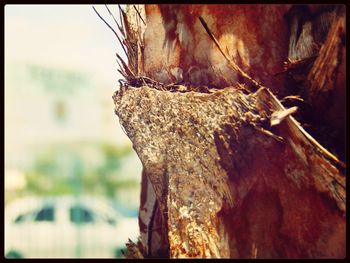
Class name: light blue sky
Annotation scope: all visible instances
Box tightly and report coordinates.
[5,4,125,88]
[4,5,141,172]
[4,5,142,214]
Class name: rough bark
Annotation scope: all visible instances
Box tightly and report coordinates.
[114,83,345,258]
[112,4,346,259]
[304,11,346,161]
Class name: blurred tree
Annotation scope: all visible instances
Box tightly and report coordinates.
[24,143,137,200]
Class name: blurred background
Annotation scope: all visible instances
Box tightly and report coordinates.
[4,4,142,258]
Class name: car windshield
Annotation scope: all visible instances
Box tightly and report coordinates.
[14,211,35,224]
[14,204,55,223]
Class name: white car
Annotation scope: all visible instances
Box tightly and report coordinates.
[5,196,139,258]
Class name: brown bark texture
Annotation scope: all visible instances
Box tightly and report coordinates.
[112,4,346,259]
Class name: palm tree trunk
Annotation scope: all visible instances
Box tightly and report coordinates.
[114,4,345,258]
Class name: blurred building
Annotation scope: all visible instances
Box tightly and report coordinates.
[4,6,142,258]
[5,60,142,207]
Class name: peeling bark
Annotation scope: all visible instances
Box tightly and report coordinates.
[113,84,345,258]
[111,4,346,259]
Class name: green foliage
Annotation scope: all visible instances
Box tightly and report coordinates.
[24,143,137,199]
[26,171,75,196]
[34,153,56,176]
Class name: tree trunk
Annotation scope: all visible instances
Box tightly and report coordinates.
[113,4,345,258]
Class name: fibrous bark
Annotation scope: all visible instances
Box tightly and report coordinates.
[114,82,345,258]
[109,4,346,259]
